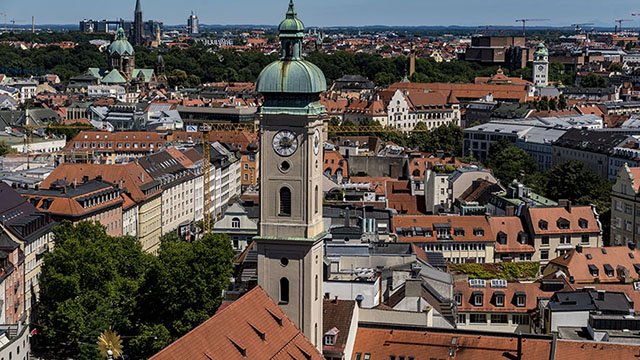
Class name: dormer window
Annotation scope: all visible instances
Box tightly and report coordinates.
[473,292,483,306]
[539,220,548,230]
[324,327,339,346]
[515,292,526,307]
[473,228,484,237]
[454,292,462,306]
[494,292,505,307]
[579,219,589,229]
[497,232,507,245]
[557,218,570,230]
[454,228,465,236]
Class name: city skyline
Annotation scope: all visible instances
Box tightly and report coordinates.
[2,0,640,28]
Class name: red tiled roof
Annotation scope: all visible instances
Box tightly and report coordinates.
[41,163,160,204]
[526,205,600,235]
[386,180,426,215]
[323,299,356,357]
[151,286,323,360]
[394,215,494,243]
[546,247,640,284]
[323,150,348,177]
[454,279,554,313]
[388,82,529,103]
[628,167,640,193]
[489,217,535,254]
[352,328,552,360]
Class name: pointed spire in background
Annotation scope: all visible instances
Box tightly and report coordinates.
[135,0,142,14]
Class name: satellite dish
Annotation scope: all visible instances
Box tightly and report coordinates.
[97,329,123,359]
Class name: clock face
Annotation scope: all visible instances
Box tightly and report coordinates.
[312,129,321,155]
[272,130,299,157]
[538,65,544,71]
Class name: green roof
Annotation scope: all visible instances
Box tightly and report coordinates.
[109,27,135,56]
[279,0,304,35]
[257,60,327,94]
[535,42,548,57]
[133,69,155,83]
[101,69,127,84]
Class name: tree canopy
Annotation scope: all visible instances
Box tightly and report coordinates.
[36,221,234,359]
[485,139,538,183]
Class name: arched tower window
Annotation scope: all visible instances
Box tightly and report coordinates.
[280,277,289,304]
[315,274,319,300]
[279,187,292,216]
[314,186,319,214]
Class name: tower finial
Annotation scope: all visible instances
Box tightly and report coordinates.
[286,0,297,19]
[135,0,142,13]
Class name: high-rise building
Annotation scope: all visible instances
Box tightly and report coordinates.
[133,0,144,46]
[255,0,327,350]
[188,11,199,35]
[533,42,549,87]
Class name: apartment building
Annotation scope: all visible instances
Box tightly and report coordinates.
[394,215,496,264]
[523,201,601,264]
[611,164,640,246]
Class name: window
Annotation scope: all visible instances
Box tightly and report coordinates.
[279,278,289,304]
[512,314,530,325]
[315,275,319,301]
[470,314,487,323]
[279,187,292,216]
[473,228,485,236]
[473,293,483,306]
[497,232,507,245]
[454,293,462,305]
[557,219,570,230]
[491,314,508,324]
[560,235,570,244]
[454,228,465,236]
[324,335,335,345]
[495,293,505,307]
[539,220,548,230]
[516,294,526,307]
[457,314,467,324]
[541,250,549,260]
[541,236,549,245]
[231,217,240,229]
[579,219,589,229]
[315,186,319,214]
[581,235,590,244]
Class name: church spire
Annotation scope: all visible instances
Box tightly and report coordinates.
[286,0,296,19]
[135,0,142,13]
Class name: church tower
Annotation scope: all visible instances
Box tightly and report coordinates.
[133,0,144,46]
[255,0,326,349]
[533,42,549,87]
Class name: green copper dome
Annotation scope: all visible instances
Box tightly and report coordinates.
[109,27,135,56]
[257,61,327,93]
[257,0,327,95]
[535,42,548,57]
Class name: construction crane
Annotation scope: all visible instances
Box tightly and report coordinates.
[615,19,632,34]
[515,18,549,37]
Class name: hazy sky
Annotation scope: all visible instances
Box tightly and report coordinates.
[1,0,639,27]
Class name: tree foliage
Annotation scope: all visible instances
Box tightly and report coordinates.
[580,72,607,88]
[485,139,538,183]
[36,222,234,359]
[409,122,463,155]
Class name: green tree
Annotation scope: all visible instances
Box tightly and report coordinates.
[135,233,234,339]
[581,72,607,88]
[37,222,152,359]
[485,140,537,183]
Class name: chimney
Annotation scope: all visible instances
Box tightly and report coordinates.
[355,294,364,307]
[559,199,571,212]
[576,244,583,253]
[332,296,338,304]
[629,242,637,251]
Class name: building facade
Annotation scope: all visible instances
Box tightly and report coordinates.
[611,164,640,246]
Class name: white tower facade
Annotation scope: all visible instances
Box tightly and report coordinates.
[533,42,549,87]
